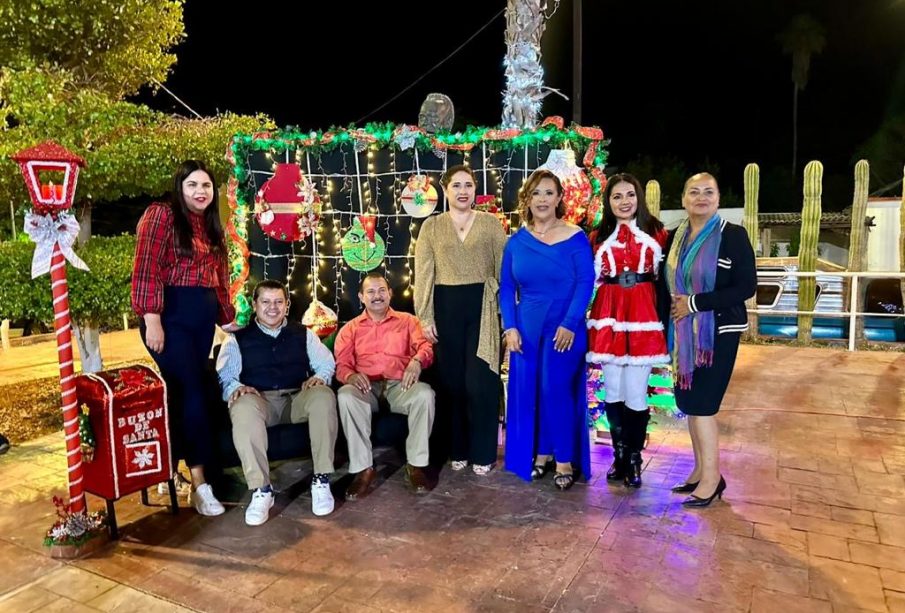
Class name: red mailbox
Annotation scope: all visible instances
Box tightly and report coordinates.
[75,365,176,534]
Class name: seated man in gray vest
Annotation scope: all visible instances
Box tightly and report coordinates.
[217,280,338,525]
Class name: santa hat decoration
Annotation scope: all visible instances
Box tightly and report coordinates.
[357,214,377,245]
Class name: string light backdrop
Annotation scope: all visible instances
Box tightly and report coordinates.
[225,119,607,325]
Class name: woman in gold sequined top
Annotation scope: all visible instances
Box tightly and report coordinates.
[414,164,507,476]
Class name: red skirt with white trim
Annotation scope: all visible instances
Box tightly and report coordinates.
[586,282,669,365]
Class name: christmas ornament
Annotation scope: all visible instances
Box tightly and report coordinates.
[302,299,339,338]
[254,163,321,242]
[400,175,438,218]
[78,404,96,463]
[43,495,107,558]
[475,195,510,233]
[393,125,421,150]
[537,149,592,225]
[341,215,385,272]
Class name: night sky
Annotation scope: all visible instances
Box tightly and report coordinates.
[138,0,905,211]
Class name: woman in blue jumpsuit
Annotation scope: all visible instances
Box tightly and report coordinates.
[500,170,595,489]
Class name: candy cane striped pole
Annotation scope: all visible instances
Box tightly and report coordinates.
[50,242,85,514]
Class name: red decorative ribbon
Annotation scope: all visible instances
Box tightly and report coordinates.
[225,177,250,300]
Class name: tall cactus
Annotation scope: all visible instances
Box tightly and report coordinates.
[797,160,823,342]
[846,160,869,342]
[743,164,760,252]
[743,163,760,339]
[646,180,661,218]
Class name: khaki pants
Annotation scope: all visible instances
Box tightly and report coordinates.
[229,386,337,490]
[337,380,435,473]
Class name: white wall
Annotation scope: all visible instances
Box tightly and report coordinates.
[866,198,900,272]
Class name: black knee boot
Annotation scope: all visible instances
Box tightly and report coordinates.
[604,402,626,481]
[623,408,650,488]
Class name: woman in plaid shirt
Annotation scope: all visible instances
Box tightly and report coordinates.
[132,160,238,517]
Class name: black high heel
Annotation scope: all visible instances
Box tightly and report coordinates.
[682,476,726,508]
[531,459,554,481]
[670,480,699,493]
[553,472,575,491]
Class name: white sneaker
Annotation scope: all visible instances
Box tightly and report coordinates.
[450,460,468,471]
[245,489,274,526]
[311,480,334,517]
[190,483,225,517]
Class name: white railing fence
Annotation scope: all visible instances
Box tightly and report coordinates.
[751,270,905,352]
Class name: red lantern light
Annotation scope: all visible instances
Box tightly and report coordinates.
[11,141,86,217]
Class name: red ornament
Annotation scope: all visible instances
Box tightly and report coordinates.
[254,163,321,242]
[537,150,593,225]
[302,299,339,338]
[475,195,510,233]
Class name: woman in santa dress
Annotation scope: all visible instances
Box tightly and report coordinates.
[587,173,668,488]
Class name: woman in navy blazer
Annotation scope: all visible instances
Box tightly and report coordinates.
[658,172,756,508]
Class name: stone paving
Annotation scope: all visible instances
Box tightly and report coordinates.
[0,339,904,612]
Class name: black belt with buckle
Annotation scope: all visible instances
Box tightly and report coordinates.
[602,272,654,288]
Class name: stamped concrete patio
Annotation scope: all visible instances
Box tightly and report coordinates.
[0,339,904,612]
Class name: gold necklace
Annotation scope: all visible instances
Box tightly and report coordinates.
[532,221,559,236]
[453,210,475,232]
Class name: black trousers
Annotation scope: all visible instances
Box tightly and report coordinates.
[433,284,501,466]
[140,286,218,468]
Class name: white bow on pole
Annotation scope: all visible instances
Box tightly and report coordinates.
[24,212,90,278]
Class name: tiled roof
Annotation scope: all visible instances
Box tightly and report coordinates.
[758,212,870,228]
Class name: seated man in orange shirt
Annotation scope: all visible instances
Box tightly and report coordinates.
[335,272,436,500]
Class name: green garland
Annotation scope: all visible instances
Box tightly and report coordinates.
[226,121,609,323]
[229,121,608,191]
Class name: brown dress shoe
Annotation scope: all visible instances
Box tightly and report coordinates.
[405,464,434,494]
[345,467,376,501]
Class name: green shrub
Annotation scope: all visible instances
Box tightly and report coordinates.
[0,234,135,328]
[0,240,51,322]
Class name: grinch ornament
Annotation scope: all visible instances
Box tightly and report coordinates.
[341,215,385,272]
[254,163,321,242]
[400,175,438,218]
